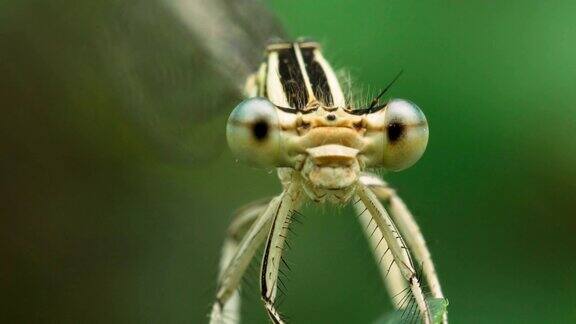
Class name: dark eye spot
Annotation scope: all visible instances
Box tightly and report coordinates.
[252,120,269,141]
[387,122,405,143]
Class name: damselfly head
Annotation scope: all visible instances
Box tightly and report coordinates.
[226,41,429,192]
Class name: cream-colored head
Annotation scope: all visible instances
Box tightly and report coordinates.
[226,41,428,202]
[226,97,428,201]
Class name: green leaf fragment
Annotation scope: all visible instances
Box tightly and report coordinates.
[375,298,449,324]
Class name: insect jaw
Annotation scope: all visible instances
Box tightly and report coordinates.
[300,147,361,193]
[305,144,360,167]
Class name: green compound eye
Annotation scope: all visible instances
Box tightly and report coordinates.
[226,97,283,166]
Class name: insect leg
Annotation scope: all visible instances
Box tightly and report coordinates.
[209,196,278,324]
[356,183,432,324]
[360,173,447,323]
[260,182,304,324]
[354,195,408,308]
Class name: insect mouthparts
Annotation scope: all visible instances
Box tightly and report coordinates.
[306,144,359,166]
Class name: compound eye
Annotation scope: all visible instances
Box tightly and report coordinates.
[380,99,429,170]
[226,97,282,166]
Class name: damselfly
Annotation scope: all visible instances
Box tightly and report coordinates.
[210,40,448,324]
[0,0,447,322]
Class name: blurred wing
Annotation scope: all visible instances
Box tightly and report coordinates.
[0,0,285,164]
[166,0,285,91]
[159,0,287,163]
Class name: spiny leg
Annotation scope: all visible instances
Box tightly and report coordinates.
[360,173,447,324]
[260,182,304,324]
[354,195,408,308]
[210,196,281,324]
[356,183,432,324]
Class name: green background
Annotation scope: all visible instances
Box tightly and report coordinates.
[2,0,575,323]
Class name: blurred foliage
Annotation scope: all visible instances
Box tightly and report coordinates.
[1,0,576,323]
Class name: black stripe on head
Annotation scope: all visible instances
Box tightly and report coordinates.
[301,48,333,106]
[277,46,308,109]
